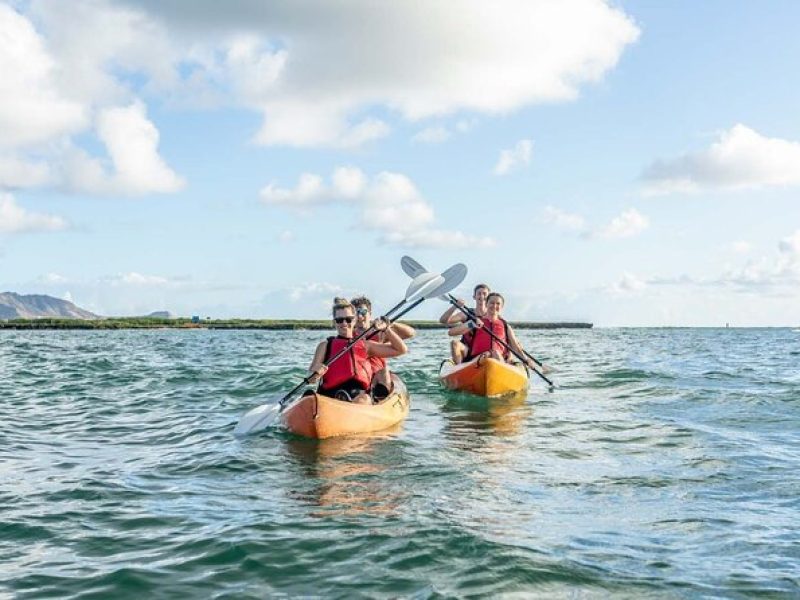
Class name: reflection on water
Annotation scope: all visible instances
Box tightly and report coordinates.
[440,390,532,440]
[283,428,409,517]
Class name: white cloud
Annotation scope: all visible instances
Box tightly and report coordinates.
[594,208,649,239]
[641,124,800,194]
[277,230,294,243]
[262,167,495,248]
[0,4,87,149]
[0,155,52,189]
[111,0,636,147]
[63,102,185,195]
[39,272,69,284]
[493,139,533,175]
[779,230,800,256]
[542,205,586,232]
[0,193,68,234]
[412,126,451,144]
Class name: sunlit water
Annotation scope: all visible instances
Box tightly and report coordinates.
[1,328,799,598]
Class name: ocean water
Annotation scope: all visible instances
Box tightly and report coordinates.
[1,328,798,598]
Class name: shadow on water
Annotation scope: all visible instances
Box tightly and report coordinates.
[281,427,411,518]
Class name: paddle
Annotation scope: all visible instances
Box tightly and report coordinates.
[400,255,555,389]
[233,263,467,436]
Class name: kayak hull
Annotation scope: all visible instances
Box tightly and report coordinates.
[439,356,528,398]
[282,375,410,439]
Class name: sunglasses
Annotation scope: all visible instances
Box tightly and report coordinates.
[334,316,355,324]
[356,307,369,316]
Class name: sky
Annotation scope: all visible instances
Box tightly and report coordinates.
[1,0,800,326]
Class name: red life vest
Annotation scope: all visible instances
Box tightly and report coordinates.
[319,336,372,392]
[467,317,510,360]
[364,330,387,371]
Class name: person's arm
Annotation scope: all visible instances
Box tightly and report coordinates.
[306,341,328,383]
[449,318,481,337]
[439,298,469,325]
[389,321,416,340]
[367,319,407,358]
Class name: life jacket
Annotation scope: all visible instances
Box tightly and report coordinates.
[319,336,372,392]
[467,316,510,360]
[459,308,483,345]
[364,329,387,372]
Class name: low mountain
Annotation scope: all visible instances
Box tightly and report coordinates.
[145,311,174,319]
[0,292,99,319]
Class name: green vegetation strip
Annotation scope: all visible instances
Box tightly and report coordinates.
[0,318,591,330]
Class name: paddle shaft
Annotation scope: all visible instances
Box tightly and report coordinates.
[447,297,555,387]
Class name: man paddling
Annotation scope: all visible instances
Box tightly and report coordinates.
[307,298,407,404]
[351,296,415,400]
[439,283,490,364]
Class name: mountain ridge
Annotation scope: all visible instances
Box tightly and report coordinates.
[0,292,99,320]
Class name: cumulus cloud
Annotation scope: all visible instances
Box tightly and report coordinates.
[593,208,649,239]
[30,0,635,148]
[649,230,800,292]
[541,205,648,240]
[0,193,68,234]
[0,4,87,149]
[641,124,800,194]
[0,4,184,196]
[493,139,533,175]
[62,102,185,195]
[262,167,494,248]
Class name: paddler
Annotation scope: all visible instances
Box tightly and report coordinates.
[351,295,415,400]
[439,283,490,364]
[307,298,407,404]
[447,292,540,371]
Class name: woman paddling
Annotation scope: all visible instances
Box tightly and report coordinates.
[307,298,407,404]
[447,292,541,372]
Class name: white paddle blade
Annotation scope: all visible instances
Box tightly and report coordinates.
[400,255,427,278]
[427,263,467,298]
[234,402,281,436]
[406,272,442,300]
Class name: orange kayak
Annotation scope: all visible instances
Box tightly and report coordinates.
[439,356,528,398]
[282,375,410,439]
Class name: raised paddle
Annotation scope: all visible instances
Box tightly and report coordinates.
[400,255,555,389]
[234,263,467,436]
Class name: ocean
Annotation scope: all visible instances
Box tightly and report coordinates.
[1,328,798,598]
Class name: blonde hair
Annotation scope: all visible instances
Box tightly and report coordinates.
[332,297,354,318]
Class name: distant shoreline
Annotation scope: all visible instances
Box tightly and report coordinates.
[0,318,593,330]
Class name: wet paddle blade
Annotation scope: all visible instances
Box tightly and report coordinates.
[234,401,281,436]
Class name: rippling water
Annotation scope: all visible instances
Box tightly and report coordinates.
[1,328,799,598]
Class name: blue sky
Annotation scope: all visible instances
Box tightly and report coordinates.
[2,0,800,325]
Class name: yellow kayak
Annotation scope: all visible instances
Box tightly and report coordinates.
[282,375,410,439]
[439,356,528,398]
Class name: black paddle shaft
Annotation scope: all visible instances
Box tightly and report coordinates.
[446,296,555,388]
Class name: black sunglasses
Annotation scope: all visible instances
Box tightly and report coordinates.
[334,316,355,324]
